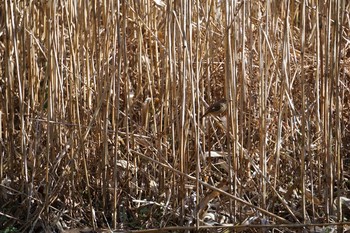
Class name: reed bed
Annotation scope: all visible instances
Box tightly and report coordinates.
[0,0,350,232]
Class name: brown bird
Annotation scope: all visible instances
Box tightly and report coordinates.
[200,98,227,119]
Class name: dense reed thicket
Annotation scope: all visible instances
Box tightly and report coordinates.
[1,0,350,232]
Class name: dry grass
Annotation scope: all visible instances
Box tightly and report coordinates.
[0,0,350,232]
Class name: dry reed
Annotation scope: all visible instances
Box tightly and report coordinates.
[0,0,350,232]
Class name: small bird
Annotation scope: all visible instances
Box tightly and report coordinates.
[200,98,227,119]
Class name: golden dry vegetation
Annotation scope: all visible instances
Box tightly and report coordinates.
[1,0,350,232]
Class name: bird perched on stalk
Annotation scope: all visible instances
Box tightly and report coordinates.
[200,98,227,119]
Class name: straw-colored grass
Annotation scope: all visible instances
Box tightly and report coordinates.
[0,0,350,232]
